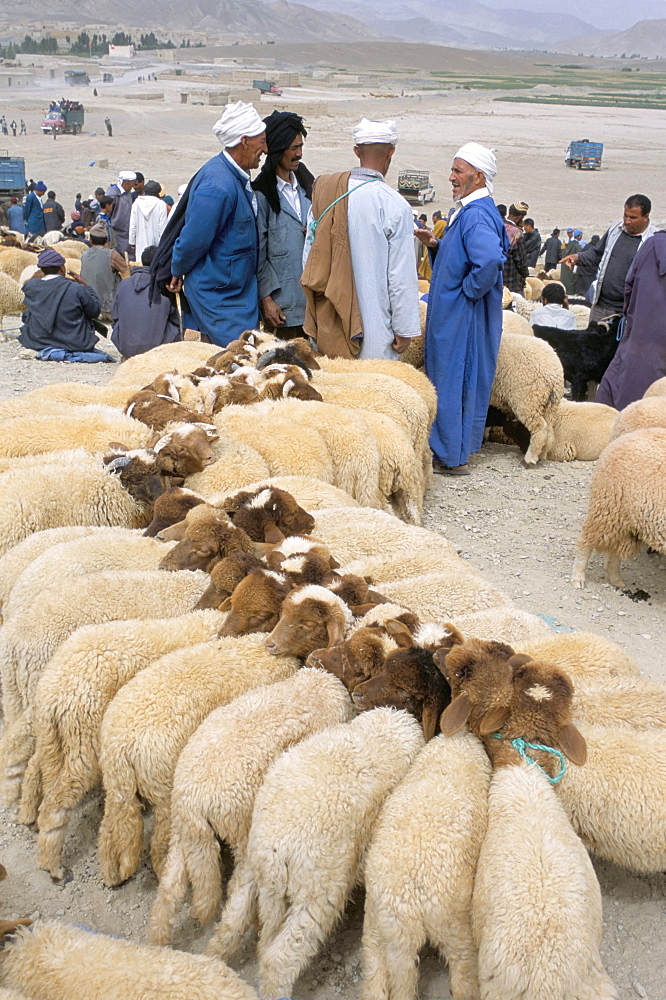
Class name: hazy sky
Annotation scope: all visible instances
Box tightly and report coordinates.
[477,0,666,30]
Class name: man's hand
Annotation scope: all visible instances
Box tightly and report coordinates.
[392,334,413,355]
[67,270,87,285]
[414,227,438,249]
[261,295,286,328]
[167,275,183,292]
[561,254,579,270]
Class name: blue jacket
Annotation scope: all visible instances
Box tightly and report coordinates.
[23,191,45,236]
[425,196,508,467]
[171,152,259,346]
[7,203,25,234]
[256,183,310,327]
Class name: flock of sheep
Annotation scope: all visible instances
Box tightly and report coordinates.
[0,276,663,998]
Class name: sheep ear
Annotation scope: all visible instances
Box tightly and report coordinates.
[558,723,587,765]
[218,597,232,612]
[326,616,345,648]
[508,654,533,668]
[328,555,340,569]
[479,706,510,736]
[442,622,464,647]
[0,918,32,940]
[264,523,285,544]
[350,602,377,618]
[385,619,414,648]
[440,692,472,736]
[106,441,129,453]
[147,432,162,449]
[252,541,274,557]
[432,646,450,675]
[421,702,439,742]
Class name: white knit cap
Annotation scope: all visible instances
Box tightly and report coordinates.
[117,170,137,184]
[454,143,497,193]
[352,118,398,145]
[212,101,265,148]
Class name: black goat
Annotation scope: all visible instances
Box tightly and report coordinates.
[532,315,621,401]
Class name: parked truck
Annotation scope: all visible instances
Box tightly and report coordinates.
[398,170,436,205]
[41,102,85,136]
[565,139,603,170]
[253,79,283,96]
[0,151,26,198]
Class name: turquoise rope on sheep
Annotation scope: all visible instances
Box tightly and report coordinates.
[490,734,567,784]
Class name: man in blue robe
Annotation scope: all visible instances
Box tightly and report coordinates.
[418,143,508,476]
[168,101,267,346]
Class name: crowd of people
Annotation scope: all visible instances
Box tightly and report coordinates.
[9,98,666,475]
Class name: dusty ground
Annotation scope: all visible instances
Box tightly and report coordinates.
[0,64,664,1000]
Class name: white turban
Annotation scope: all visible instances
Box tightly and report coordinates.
[117,170,137,185]
[353,118,398,146]
[212,100,265,148]
[454,143,497,194]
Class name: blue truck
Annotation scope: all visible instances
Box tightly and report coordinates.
[565,139,603,170]
[0,150,26,198]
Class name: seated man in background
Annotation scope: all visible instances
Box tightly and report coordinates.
[112,245,181,358]
[19,248,106,359]
[80,222,129,321]
[529,281,577,331]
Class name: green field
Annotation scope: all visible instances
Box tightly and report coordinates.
[493,94,666,109]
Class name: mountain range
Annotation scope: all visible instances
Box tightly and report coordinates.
[559,18,666,58]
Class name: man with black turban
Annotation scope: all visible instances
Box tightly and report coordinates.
[252,110,313,336]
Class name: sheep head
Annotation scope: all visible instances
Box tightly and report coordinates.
[159,505,253,573]
[217,569,293,637]
[125,389,204,431]
[306,627,392,693]
[256,337,321,372]
[151,424,218,477]
[194,551,265,609]
[436,638,516,739]
[223,487,315,541]
[264,585,353,659]
[352,619,462,740]
[328,573,387,616]
[143,487,205,537]
[103,447,165,506]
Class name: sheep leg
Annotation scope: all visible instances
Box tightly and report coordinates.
[258,887,349,1000]
[147,841,190,946]
[17,751,42,826]
[433,925,480,1000]
[521,415,549,467]
[604,552,625,590]
[98,788,144,887]
[360,922,392,1000]
[256,882,289,956]
[571,545,592,589]
[207,860,258,960]
[183,810,227,924]
[149,800,173,880]
[0,713,35,807]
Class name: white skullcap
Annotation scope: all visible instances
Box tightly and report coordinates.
[454,143,497,193]
[212,100,265,148]
[353,118,398,145]
[117,170,137,184]
[177,183,187,196]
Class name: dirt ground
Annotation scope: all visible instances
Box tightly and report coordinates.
[0,67,665,999]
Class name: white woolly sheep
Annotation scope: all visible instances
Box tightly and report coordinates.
[310,370,433,482]
[452,608,552,646]
[213,402,336,485]
[644,376,666,398]
[571,427,666,588]
[312,507,459,565]
[509,292,538,321]
[186,438,271,496]
[0,248,38,282]
[611,395,666,439]
[0,446,98,476]
[54,239,89,259]
[3,528,174,621]
[571,676,666,731]
[23,610,226,879]
[0,272,24,338]
[570,303,591,329]
[316,356,437,425]
[0,921,258,1000]
[380,569,509,621]
[108,342,219,386]
[0,455,160,557]
[148,668,354,945]
[0,398,76,423]
[210,476,361,512]
[207,708,424,1000]
[557,722,666,874]
[0,405,151,458]
[501,310,533,336]
[361,731,491,1000]
[0,569,209,806]
[473,764,615,1000]
[98,634,298,886]
[490,333,564,466]
[339,542,466,585]
[26,381,141,408]
[0,526,101,611]
[546,399,618,461]
[523,275,544,300]
[517,631,640,683]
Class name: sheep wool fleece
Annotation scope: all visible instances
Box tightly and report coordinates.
[425,196,509,467]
